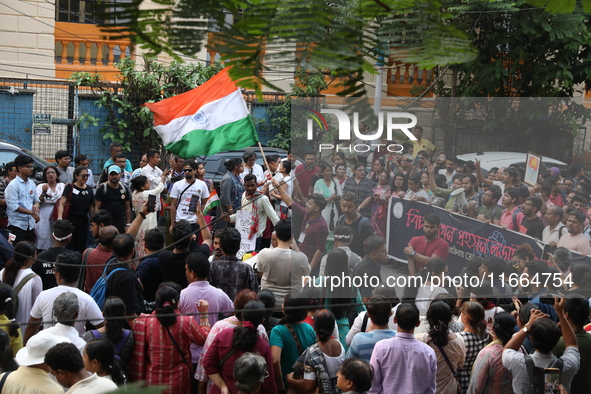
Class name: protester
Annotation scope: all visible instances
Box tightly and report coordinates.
[169,159,210,234]
[0,241,41,329]
[45,342,118,393]
[58,166,94,254]
[83,297,135,371]
[209,228,259,300]
[557,210,591,255]
[336,357,373,394]
[94,165,132,234]
[0,282,22,356]
[130,284,210,393]
[240,150,264,183]
[83,338,127,386]
[269,293,317,391]
[203,300,276,394]
[25,252,104,342]
[368,303,437,393]
[318,225,362,277]
[5,155,40,244]
[502,296,580,393]
[404,213,450,276]
[135,228,165,302]
[313,162,342,244]
[42,292,87,352]
[220,158,245,215]
[55,150,74,184]
[0,333,70,393]
[35,165,65,251]
[457,301,491,392]
[336,192,374,258]
[415,300,466,394]
[83,225,118,293]
[104,142,133,172]
[353,236,388,303]
[358,171,391,238]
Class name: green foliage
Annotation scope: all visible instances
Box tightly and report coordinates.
[266,68,329,150]
[69,57,221,151]
[97,0,478,97]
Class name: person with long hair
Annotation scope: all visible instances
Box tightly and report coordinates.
[130,173,166,257]
[457,301,491,392]
[35,165,65,251]
[321,248,364,349]
[83,297,135,370]
[195,289,268,393]
[220,158,245,215]
[415,300,466,394]
[343,162,373,216]
[196,161,214,193]
[565,261,591,297]
[367,158,386,187]
[203,300,276,393]
[287,310,344,394]
[57,165,94,253]
[130,284,210,393]
[391,172,408,198]
[467,312,520,393]
[0,330,17,373]
[0,283,22,356]
[333,163,347,186]
[313,162,342,246]
[269,293,317,392]
[83,338,127,386]
[359,171,391,238]
[511,243,535,274]
[0,242,41,329]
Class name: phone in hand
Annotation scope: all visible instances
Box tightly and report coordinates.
[147,194,156,213]
[189,195,200,212]
[543,368,560,394]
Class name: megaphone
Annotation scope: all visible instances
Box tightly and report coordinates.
[450,187,467,206]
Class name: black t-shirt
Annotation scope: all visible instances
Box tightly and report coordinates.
[95,183,131,233]
[521,216,545,240]
[63,184,93,217]
[33,248,81,290]
[106,260,144,316]
[336,214,375,258]
[135,253,162,303]
[159,245,209,289]
[352,256,381,298]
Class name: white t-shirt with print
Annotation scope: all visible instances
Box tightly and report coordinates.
[170,178,210,223]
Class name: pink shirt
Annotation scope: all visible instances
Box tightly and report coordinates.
[500,207,524,231]
[557,232,591,255]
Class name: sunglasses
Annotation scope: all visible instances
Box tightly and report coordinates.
[80,174,89,178]
[183,168,194,172]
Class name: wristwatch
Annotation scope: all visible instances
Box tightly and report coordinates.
[411,251,417,257]
[522,325,529,333]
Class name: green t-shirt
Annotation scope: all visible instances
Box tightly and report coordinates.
[269,322,317,385]
[477,204,503,222]
[553,329,591,393]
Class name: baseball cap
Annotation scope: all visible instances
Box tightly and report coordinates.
[108,165,121,174]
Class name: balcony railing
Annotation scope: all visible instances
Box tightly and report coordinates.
[54,22,134,81]
[387,61,433,97]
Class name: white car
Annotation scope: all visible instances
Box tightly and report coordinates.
[456,151,571,176]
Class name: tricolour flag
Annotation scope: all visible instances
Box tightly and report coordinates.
[144,68,259,157]
[203,189,220,214]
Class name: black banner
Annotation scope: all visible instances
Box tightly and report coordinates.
[387,197,591,276]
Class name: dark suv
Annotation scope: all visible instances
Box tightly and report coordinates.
[198,147,288,191]
[0,140,52,182]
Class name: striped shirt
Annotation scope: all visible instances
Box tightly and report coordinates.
[346,328,397,362]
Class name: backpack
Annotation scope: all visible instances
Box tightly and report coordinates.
[12,273,38,315]
[337,215,371,237]
[90,329,131,365]
[90,260,126,309]
[524,354,563,394]
[512,208,523,231]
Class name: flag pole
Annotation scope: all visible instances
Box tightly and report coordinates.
[257,141,270,173]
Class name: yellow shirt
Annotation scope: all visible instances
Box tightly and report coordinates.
[1,366,64,394]
[0,314,22,356]
[410,138,435,157]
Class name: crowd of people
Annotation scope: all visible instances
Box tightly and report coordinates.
[0,129,587,393]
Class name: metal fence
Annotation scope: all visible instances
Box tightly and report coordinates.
[0,77,287,176]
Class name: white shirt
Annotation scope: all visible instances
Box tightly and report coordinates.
[42,323,87,352]
[240,163,264,183]
[86,169,95,188]
[542,222,566,245]
[0,268,42,331]
[230,192,280,238]
[170,178,210,224]
[141,164,163,190]
[65,373,118,394]
[29,285,104,336]
[404,189,430,201]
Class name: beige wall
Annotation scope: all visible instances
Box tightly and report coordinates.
[0,0,55,78]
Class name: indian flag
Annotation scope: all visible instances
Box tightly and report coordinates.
[203,189,220,214]
[144,68,259,157]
